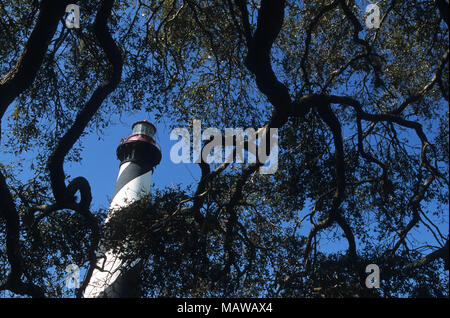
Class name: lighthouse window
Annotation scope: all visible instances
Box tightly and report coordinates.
[132,123,155,137]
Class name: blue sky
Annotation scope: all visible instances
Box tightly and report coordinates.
[66,111,200,211]
[0,0,447,296]
[0,0,446,259]
[3,103,446,256]
[0,107,201,211]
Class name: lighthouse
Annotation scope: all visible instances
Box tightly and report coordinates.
[84,121,162,298]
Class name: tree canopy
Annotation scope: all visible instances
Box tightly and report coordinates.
[0,0,448,298]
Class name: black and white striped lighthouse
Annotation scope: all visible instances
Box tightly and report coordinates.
[84,120,161,298]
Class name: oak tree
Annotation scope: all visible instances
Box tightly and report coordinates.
[0,0,448,297]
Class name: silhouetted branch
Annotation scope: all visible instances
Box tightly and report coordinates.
[435,0,449,27]
[0,0,72,139]
[0,171,45,297]
[406,239,449,270]
[47,0,123,206]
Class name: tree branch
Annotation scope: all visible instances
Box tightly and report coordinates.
[0,171,45,297]
[0,0,72,139]
[47,0,123,205]
[406,239,449,270]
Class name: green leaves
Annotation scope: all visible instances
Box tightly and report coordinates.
[0,0,448,298]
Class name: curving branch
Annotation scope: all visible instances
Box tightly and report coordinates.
[0,0,74,298]
[237,1,358,276]
[392,49,449,115]
[300,0,340,93]
[47,0,123,206]
[222,162,261,275]
[0,0,72,139]
[390,175,435,253]
[406,239,449,271]
[0,171,45,297]
[303,103,355,270]
[338,0,382,78]
[242,0,291,128]
[44,0,123,297]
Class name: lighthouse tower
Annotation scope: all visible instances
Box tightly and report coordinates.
[84,121,161,298]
